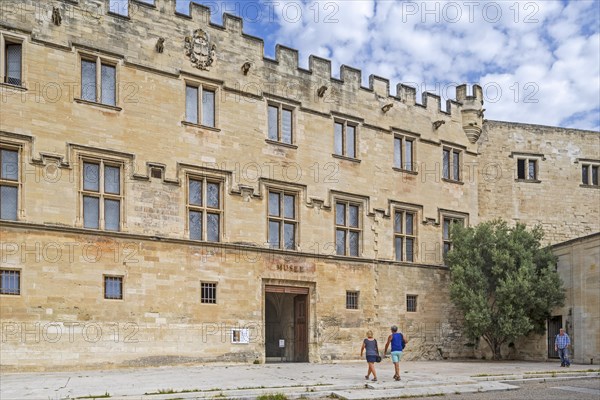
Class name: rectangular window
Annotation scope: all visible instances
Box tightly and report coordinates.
[394,210,416,262]
[81,160,122,231]
[267,104,293,144]
[443,148,461,181]
[406,295,417,312]
[581,164,599,186]
[4,42,22,86]
[187,177,222,242]
[104,276,123,300]
[394,136,414,171]
[0,269,20,295]
[443,217,464,258]
[80,57,116,106]
[346,291,359,310]
[0,148,19,221]
[334,121,357,158]
[268,190,297,250]
[335,201,361,256]
[201,282,217,304]
[516,157,539,181]
[185,84,216,128]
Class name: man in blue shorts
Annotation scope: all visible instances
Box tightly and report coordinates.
[384,325,407,381]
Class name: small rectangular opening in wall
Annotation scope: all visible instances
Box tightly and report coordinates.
[151,168,162,179]
[231,328,250,344]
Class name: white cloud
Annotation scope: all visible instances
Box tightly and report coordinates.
[263,0,599,131]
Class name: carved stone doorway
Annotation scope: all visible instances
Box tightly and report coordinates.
[265,285,309,362]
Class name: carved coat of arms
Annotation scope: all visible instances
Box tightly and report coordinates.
[184,29,216,70]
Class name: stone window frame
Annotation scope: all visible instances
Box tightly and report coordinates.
[0,31,26,88]
[0,268,21,296]
[579,159,600,188]
[200,281,217,304]
[186,173,224,243]
[77,153,127,231]
[510,152,544,183]
[334,196,364,257]
[103,275,123,300]
[267,187,299,251]
[76,52,121,110]
[406,294,418,312]
[0,141,24,221]
[266,101,296,147]
[394,207,418,262]
[393,131,418,173]
[439,209,469,261]
[346,290,359,310]
[333,119,359,161]
[182,79,219,130]
[442,145,462,183]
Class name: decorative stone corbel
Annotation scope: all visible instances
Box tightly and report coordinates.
[241,62,251,75]
[381,103,393,113]
[317,85,328,97]
[155,37,165,53]
[433,120,446,130]
[52,6,62,26]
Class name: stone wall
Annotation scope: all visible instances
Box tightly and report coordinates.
[478,120,599,244]
[0,227,473,371]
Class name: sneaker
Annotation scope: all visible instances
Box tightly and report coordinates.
[371,378,377,382]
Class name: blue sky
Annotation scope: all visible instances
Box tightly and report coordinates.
[167,1,599,131]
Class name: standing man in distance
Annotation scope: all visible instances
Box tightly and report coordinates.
[554,328,571,367]
[384,325,407,381]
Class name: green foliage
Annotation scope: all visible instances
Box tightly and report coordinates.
[256,394,288,400]
[446,220,564,359]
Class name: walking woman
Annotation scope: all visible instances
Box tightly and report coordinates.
[360,330,379,381]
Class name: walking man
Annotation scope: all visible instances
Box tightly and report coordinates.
[384,325,407,381]
[554,328,571,367]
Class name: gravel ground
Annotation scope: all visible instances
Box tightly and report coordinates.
[411,377,600,400]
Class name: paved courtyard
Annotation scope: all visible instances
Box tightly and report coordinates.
[1,360,598,400]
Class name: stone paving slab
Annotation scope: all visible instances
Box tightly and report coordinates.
[1,361,598,400]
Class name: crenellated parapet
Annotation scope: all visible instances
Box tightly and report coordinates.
[2,0,480,141]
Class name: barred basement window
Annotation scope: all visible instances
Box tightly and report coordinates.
[346,291,359,309]
[268,190,297,250]
[81,160,123,231]
[268,103,294,144]
[201,282,217,304]
[0,148,19,221]
[185,84,216,127]
[188,177,222,242]
[104,276,123,300]
[334,121,357,158]
[406,295,417,312]
[335,201,361,256]
[81,57,116,106]
[394,210,416,262]
[0,269,20,295]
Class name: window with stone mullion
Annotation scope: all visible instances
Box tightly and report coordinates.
[268,190,296,250]
[188,178,221,242]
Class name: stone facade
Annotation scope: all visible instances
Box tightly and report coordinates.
[551,233,600,365]
[0,0,598,371]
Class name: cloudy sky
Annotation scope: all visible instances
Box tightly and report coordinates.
[169,1,600,131]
